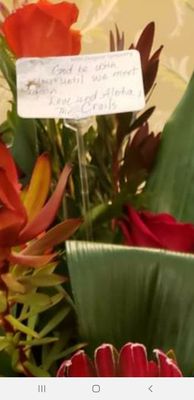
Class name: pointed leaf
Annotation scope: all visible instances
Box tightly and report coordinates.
[23,153,51,221]
[9,251,56,267]
[19,337,58,347]
[20,273,65,287]
[8,105,38,177]
[22,218,82,256]
[19,293,64,321]
[39,306,70,338]
[5,315,39,338]
[136,22,155,70]
[67,240,194,376]
[145,72,194,222]
[11,293,51,307]
[0,141,19,191]
[18,163,72,242]
[23,361,50,377]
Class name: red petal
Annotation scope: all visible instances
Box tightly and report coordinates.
[68,351,95,377]
[2,4,36,56]
[18,164,72,243]
[0,169,27,246]
[141,210,194,253]
[95,344,118,377]
[122,206,162,248]
[119,343,134,376]
[131,344,149,377]
[56,360,72,377]
[37,0,79,27]
[0,141,19,191]
[155,350,183,377]
[148,360,159,377]
[2,1,81,57]
[0,208,26,247]
[119,343,149,377]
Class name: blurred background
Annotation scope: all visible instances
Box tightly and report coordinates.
[1,0,194,132]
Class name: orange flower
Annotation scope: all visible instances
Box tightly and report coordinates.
[2,0,81,57]
[0,141,81,267]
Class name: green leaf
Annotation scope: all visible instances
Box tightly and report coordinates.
[0,38,16,96]
[5,315,39,338]
[8,106,38,177]
[19,337,58,347]
[0,291,7,313]
[0,337,9,352]
[145,72,194,222]
[67,240,194,376]
[23,361,50,377]
[19,293,64,321]
[51,343,87,363]
[39,306,70,338]
[11,293,51,307]
[20,274,65,288]
[0,351,16,377]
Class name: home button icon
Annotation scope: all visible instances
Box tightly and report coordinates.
[92,384,101,393]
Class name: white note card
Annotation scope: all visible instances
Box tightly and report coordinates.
[16,50,145,119]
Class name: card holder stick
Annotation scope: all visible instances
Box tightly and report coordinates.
[64,118,93,241]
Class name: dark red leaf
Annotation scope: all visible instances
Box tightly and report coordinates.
[136,22,155,70]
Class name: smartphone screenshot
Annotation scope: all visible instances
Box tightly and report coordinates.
[0,0,193,398]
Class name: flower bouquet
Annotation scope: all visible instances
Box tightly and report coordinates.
[0,0,194,378]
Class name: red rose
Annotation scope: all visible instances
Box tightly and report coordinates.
[2,0,81,57]
[118,205,194,253]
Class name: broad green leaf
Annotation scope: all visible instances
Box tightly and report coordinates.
[67,240,194,376]
[145,72,194,222]
[39,307,70,338]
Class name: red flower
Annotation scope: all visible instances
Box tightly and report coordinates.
[0,141,81,267]
[118,205,194,253]
[57,342,182,377]
[2,0,81,57]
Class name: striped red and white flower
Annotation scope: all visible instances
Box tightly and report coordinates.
[57,342,182,377]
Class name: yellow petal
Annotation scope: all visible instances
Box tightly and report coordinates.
[24,153,51,221]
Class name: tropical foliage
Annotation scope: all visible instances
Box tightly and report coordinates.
[0,0,194,378]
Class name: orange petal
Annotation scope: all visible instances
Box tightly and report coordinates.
[37,1,79,27]
[23,153,51,222]
[18,164,72,243]
[2,3,36,57]
[2,1,81,57]
[22,218,82,256]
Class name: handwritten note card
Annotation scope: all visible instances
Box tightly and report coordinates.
[16,50,145,119]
